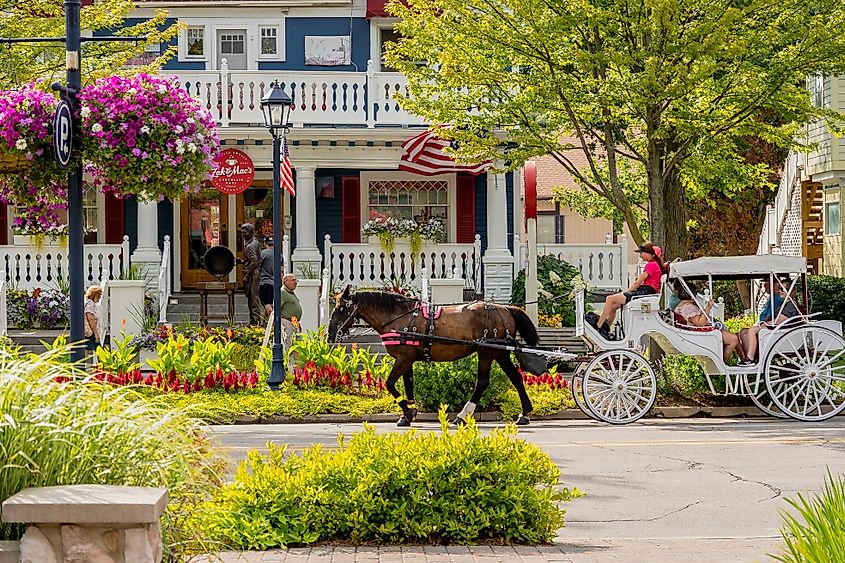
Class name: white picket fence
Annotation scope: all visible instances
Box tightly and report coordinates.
[516,234,631,291]
[323,234,483,294]
[0,236,130,291]
[157,235,172,323]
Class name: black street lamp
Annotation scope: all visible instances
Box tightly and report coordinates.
[260,80,293,390]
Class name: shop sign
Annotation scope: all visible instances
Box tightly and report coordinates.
[210,149,255,194]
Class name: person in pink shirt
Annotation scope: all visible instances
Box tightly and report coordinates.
[589,242,667,339]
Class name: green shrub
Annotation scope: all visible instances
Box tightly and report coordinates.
[723,314,755,333]
[807,275,845,325]
[512,255,581,326]
[231,342,262,373]
[658,355,709,397]
[0,348,225,560]
[773,470,845,563]
[713,280,746,319]
[413,355,509,411]
[200,412,580,549]
[500,386,575,420]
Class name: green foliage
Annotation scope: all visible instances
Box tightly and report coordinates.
[500,386,575,421]
[512,255,581,325]
[413,355,510,411]
[0,347,225,560]
[147,333,192,376]
[231,343,262,374]
[723,315,755,334]
[143,386,400,424]
[713,280,747,319]
[0,0,179,89]
[807,275,845,325]
[385,0,845,256]
[773,470,845,563]
[199,412,580,548]
[658,355,709,398]
[95,333,140,374]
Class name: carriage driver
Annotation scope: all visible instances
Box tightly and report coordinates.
[588,242,667,339]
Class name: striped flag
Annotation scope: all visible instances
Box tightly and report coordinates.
[398,129,489,176]
[281,139,296,197]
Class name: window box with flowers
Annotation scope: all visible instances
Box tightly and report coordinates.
[362,216,446,255]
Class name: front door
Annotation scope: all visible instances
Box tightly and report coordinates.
[217,29,247,70]
[180,189,233,288]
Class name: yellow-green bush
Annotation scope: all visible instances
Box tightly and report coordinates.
[774,471,845,563]
[200,413,580,549]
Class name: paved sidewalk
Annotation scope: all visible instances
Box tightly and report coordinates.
[209,537,780,562]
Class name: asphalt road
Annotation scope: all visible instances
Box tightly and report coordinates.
[209,418,845,562]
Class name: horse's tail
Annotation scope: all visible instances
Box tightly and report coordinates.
[508,306,539,347]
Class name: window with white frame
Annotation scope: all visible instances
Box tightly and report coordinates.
[219,32,245,56]
[368,180,449,230]
[379,27,399,71]
[186,27,205,57]
[826,201,840,236]
[260,26,278,57]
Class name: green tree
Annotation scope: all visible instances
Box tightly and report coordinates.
[0,0,177,89]
[385,0,845,258]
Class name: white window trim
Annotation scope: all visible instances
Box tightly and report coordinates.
[257,25,282,61]
[359,171,457,243]
[179,25,209,62]
[369,18,399,73]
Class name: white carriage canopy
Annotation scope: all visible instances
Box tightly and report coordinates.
[669,255,807,280]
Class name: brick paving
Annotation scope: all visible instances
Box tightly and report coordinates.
[195,537,779,562]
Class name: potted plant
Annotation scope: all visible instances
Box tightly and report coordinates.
[362,216,446,254]
[78,73,220,201]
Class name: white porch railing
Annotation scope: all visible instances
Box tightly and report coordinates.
[758,151,803,255]
[0,270,6,336]
[324,234,482,294]
[0,236,130,291]
[157,235,172,324]
[516,234,630,291]
[282,234,291,274]
[167,59,424,128]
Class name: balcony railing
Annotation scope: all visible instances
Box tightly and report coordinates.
[164,59,424,128]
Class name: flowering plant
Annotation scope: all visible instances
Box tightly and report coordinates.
[78,73,220,201]
[7,287,70,329]
[0,84,68,232]
[362,215,446,254]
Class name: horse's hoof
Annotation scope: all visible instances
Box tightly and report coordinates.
[452,417,467,426]
[397,416,411,427]
[515,415,530,426]
[406,408,418,423]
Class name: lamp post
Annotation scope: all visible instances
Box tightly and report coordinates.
[260,80,293,390]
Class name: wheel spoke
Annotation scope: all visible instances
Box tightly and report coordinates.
[818,347,845,369]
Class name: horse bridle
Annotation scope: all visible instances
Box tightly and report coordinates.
[330,298,358,343]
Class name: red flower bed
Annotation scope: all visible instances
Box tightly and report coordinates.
[91,368,259,393]
[292,361,386,397]
[518,368,569,390]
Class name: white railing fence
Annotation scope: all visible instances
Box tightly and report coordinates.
[0,270,6,336]
[98,276,110,346]
[759,151,804,255]
[157,235,172,324]
[319,267,330,326]
[324,234,482,294]
[517,234,629,291]
[282,234,291,274]
[0,236,130,291]
[169,59,423,128]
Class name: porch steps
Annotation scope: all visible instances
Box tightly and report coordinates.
[7,330,66,355]
[537,327,588,355]
[165,292,251,326]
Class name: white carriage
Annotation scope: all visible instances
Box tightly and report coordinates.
[572,255,845,424]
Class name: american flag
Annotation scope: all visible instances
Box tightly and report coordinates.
[398,129,489,176]
[281,138,296,197]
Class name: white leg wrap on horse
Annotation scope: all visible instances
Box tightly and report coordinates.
[457,401,476,419]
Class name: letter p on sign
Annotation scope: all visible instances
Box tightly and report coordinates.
[53,100,74,169]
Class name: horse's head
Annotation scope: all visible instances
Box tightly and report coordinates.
[328,285,357,343]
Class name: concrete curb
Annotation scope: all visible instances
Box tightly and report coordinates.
[231,406,765,425]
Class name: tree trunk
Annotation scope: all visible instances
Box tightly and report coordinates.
[663,170,687,260]
[646,148,666,252]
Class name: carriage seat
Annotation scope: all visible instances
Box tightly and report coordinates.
[671,311,717,332]
[625,295,660,313]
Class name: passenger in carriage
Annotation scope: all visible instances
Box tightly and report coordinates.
[588,242,667,339]
[671,279,745,363]
[739,277,801,364]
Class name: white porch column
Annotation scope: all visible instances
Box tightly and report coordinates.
[290,166,322,278]
[483,170,514,302]
[130,200,161,289]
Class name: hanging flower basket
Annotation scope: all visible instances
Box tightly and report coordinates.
[79,74,220,201]
[0,84,68,233]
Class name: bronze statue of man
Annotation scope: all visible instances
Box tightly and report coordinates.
[240,223,263,325]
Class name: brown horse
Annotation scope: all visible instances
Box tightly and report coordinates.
[327,286,539,427]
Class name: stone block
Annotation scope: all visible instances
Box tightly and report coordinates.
[2,485,168,525]
[125,526,155,563]
[61,525,114,563]
[18,527,57,563]
[0,541,20,563]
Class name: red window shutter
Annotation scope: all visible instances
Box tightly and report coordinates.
[456,175,475,243]
[104,192,125,244]
[341,176,361,243]
[0,203,7,245]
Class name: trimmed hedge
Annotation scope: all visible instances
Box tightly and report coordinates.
[199,414,580,548]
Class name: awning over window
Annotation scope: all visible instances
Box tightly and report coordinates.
[367,0,403,18]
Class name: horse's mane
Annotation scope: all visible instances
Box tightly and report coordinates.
[353,290,416,311]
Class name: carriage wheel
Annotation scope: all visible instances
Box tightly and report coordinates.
[763,326,845,422]
[570,369,595,420]
[581,350,657,424]
[743,373,788,419]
